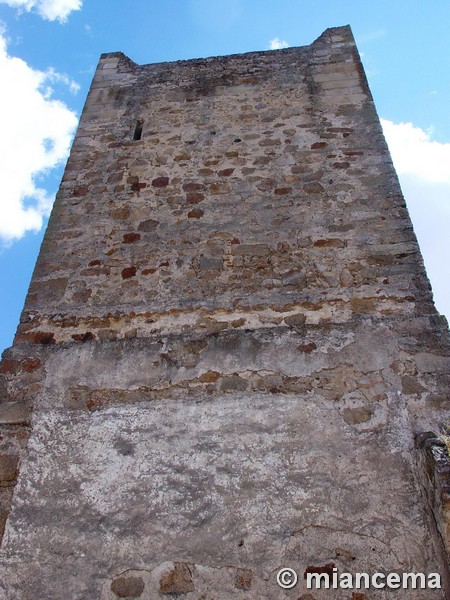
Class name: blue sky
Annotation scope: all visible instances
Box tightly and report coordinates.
[0,0,449,353]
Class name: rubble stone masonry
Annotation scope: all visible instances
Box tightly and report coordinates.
[0,25,449,599]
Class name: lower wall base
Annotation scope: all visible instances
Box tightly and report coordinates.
[0,393,447,599]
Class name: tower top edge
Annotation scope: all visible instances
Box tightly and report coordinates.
[98,24,354,71]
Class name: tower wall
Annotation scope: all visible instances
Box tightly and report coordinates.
[0,26,449,599]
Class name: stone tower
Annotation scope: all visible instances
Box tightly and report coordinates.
[0,25,449,599]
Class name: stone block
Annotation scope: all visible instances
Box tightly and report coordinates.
[0,402,30,425]
[0,455,19,483]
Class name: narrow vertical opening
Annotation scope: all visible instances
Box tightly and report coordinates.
[133,120,143,141]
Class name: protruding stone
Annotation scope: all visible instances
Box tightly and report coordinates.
[111,576,145,598]
[121,267,137,279]
[138,219,159,232]
[122,233,141,244]
[159,563,194,594]
[0,403,30,425]
[284,314,306,328]
[152,176,169,187]
[187,208,204,218]
[234,568,253,590]
[0,455,19,483]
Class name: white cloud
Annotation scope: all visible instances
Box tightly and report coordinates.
[0,0,82,22]
[45,66,80,94]
[381,119,450,183]
[381,118,450,321]
[0,30,78,244]
[269,37,289,50]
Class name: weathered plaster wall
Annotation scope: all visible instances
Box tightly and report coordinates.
[0,25,449,599]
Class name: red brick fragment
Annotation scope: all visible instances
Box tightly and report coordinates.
[121,267,137,279]
[71,332,95,342]
[73,186,88,197]
[152,176,169,187]
[188,208,204,219]
[33,332,55,345]
[218,168,234,177]
[0,358,41,374]
[297,342,317,353]
[0,359,20,374]
[187,192,204,204]
[314,239,344,248]
[183,182,204,192]
[131,182,147,192]
[15,331,55,345]
[123,233,141,243]
[304,563,335,579]
[23,358,41,372]
[159,563,194,594]
[274,187,292,195]
[199,371,220,383]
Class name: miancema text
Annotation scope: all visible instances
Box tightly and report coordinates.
[307,569,441,590]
